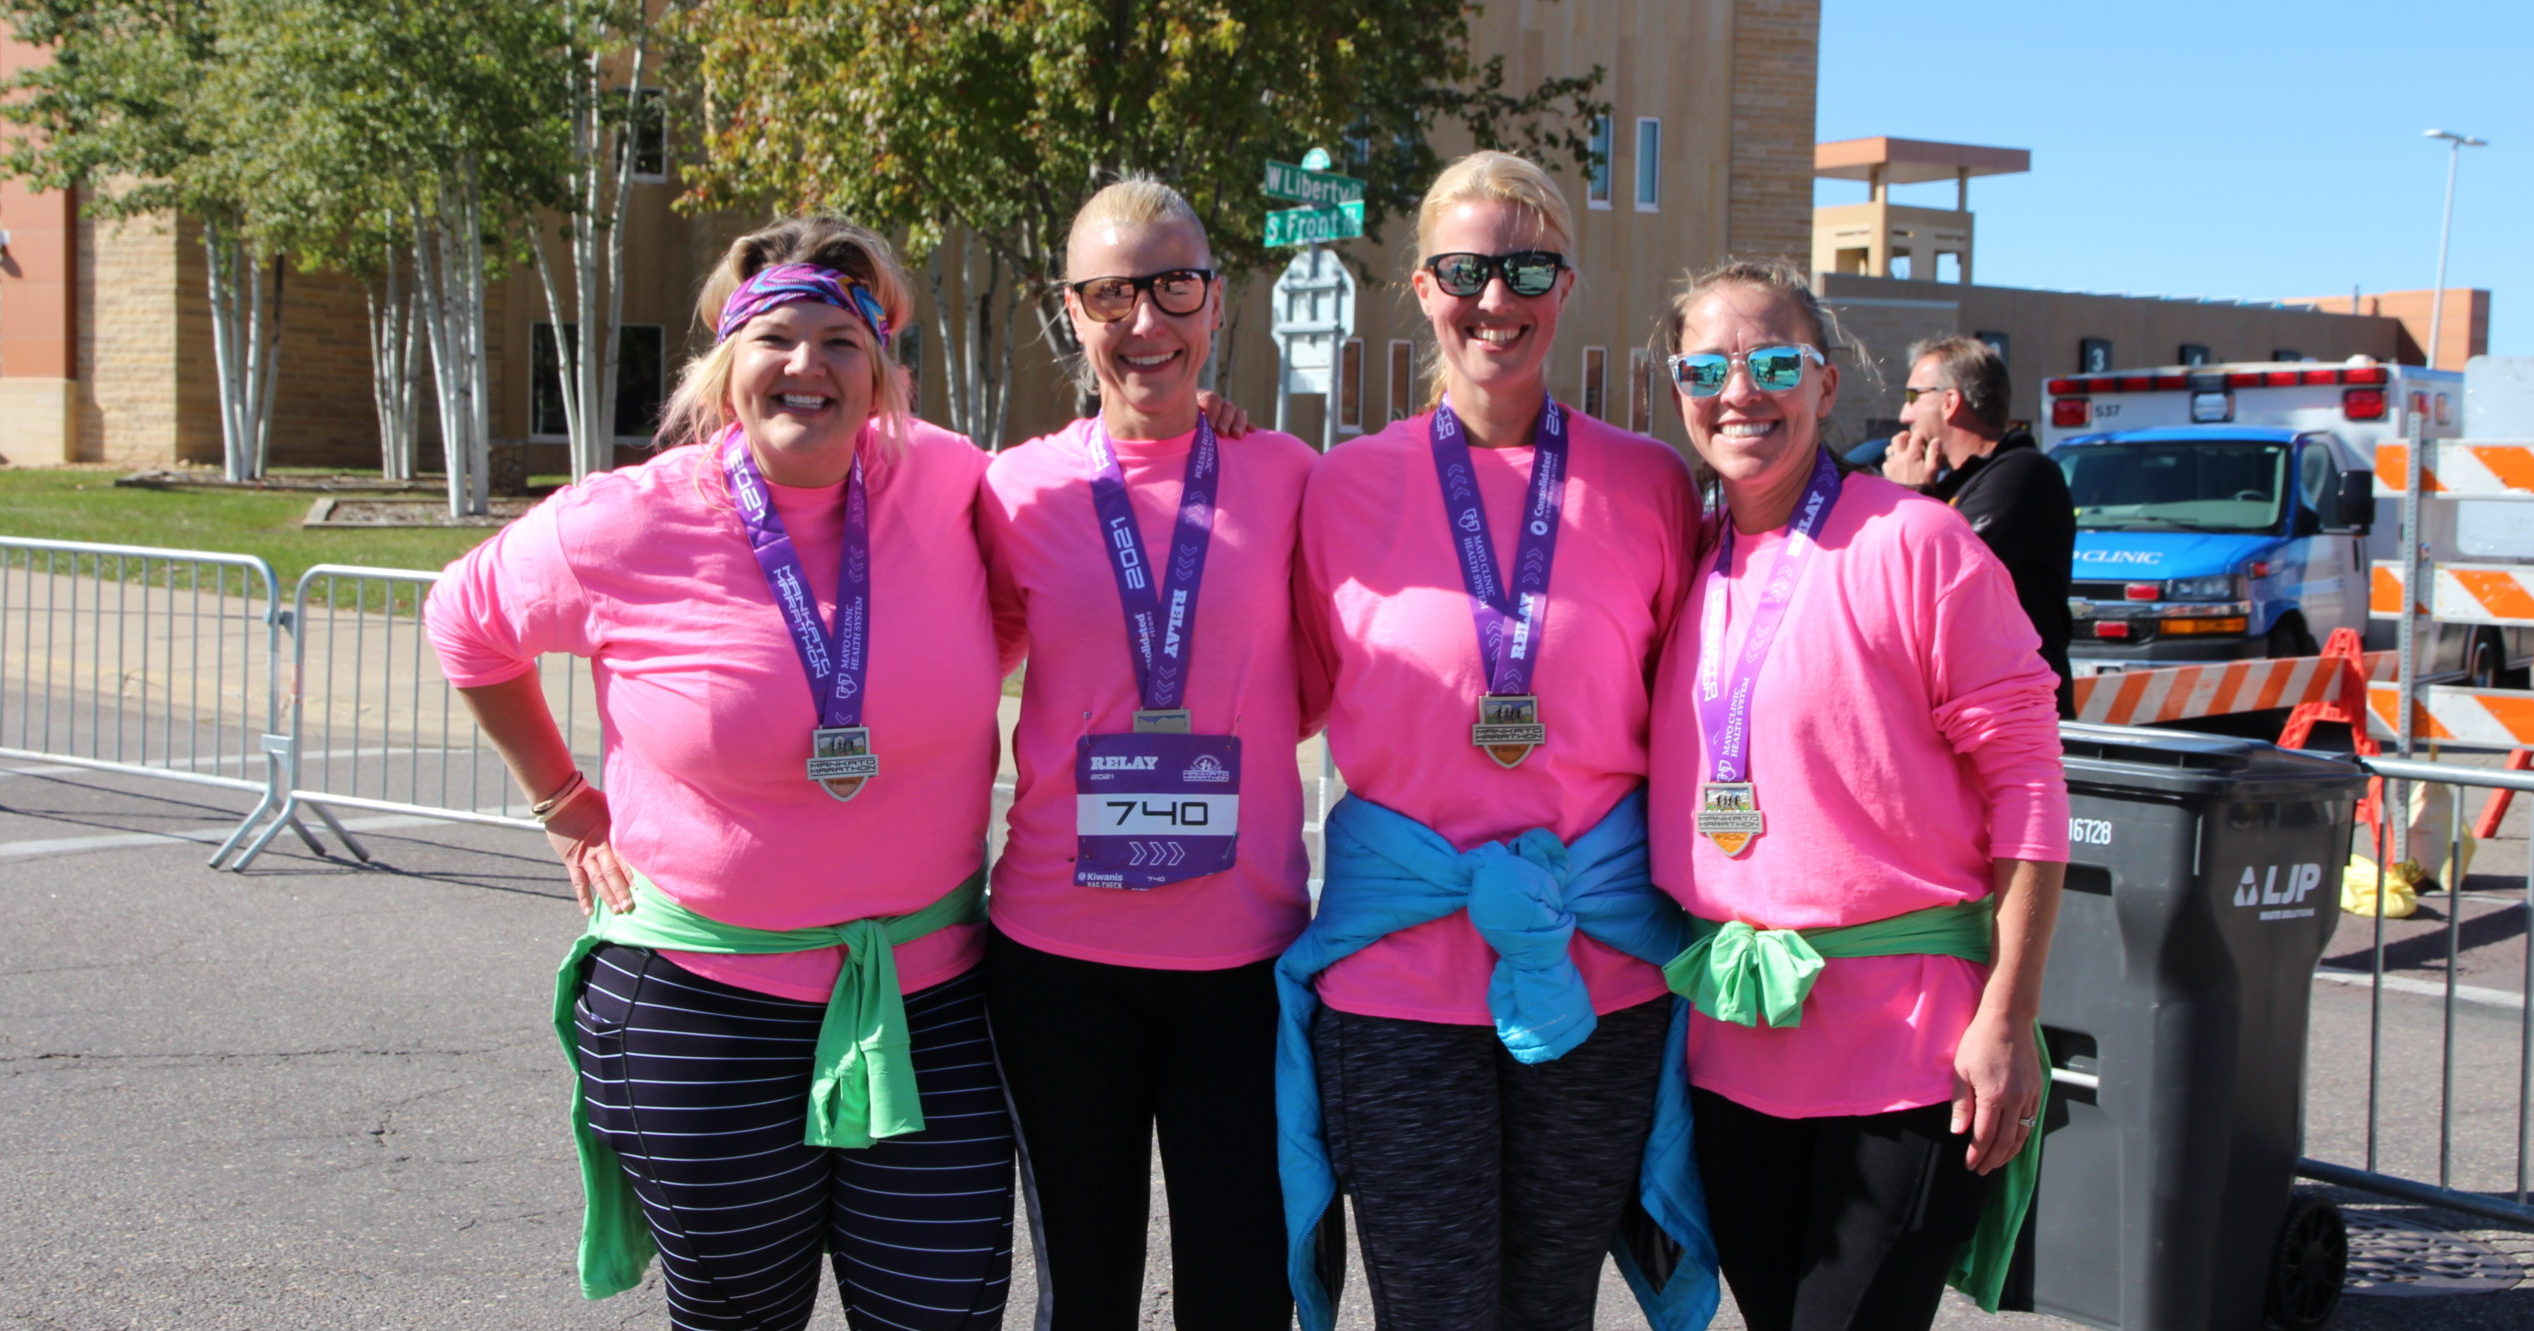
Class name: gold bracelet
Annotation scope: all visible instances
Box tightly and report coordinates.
[530,771,588,823]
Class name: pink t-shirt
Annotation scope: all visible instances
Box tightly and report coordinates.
[1297,407,1695,1024]
[1649,473,2069,1117]
[979,419,1317,968]
[424,422,1003,1002]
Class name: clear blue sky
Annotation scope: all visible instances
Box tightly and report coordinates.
[1815,0,2531,357]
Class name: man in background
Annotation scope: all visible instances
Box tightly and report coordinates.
[1883,335,2076,716]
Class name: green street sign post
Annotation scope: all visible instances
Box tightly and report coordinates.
[1264,158,1367,209]
[1264,200,1365,248]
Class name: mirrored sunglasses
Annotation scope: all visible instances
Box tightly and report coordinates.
[1667,344,1827,398]
[1069,268,1215,323]
[1421,250,1567,298]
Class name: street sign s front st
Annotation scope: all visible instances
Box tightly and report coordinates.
[1263,200,1365,248]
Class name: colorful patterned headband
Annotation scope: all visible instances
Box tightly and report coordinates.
[715,262,892,348]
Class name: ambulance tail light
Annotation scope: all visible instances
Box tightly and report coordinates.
[2343,387,2387,421]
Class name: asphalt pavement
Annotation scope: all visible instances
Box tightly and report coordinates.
[5,728,2532,1328]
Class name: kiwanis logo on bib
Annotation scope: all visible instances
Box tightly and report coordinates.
[1182,753,1233,783]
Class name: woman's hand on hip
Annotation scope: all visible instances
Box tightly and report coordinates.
[1950,1006,2040,1174]
[545,787,634,915]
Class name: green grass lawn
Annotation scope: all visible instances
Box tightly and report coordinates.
[0,468,496,603]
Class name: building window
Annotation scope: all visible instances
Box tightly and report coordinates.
[1581,347,1608,421]
[625,87,668,182]
[2177,343,2211,366]
[1628,349,1654,433]
[2077,338,2113,374]
[2270,348,2305,363]
[1339,338,1365,433]
[1634,118,1662,211]
[533,323,667,439]
[1586,116,1613,209]
[1975,330,2011,366]
[1388,340,1415,422]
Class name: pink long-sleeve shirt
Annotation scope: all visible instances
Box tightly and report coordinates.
[1649,473,2069,1117]
[423,423,1003,1002]
[1297,408,1695,1024]
[978,418,1317,968]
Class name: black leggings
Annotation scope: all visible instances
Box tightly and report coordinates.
[574,945,1015,1331]
[984,928,1290,1331]
[1311,998,1670,1331]
[1691,1088,1992,1331]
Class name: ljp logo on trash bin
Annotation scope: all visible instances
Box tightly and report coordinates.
[2233,863,2324,920]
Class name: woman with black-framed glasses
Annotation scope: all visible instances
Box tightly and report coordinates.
[975,176,1314,1331]
[1279,150,1717,1331]
[1648,257,2066,1331]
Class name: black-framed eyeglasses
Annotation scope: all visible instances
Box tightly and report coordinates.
[1421,250,1567,298]
[1902,384,1950,406]
[1666,344,1826,398]
[1067,268,1215,323]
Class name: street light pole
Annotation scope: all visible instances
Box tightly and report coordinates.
[2422,128,2487,369]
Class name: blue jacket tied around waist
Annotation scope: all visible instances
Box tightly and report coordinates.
[1274,789,1720,1330]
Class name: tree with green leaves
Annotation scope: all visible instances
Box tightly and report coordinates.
[0,0,285,481]
[210,0,572,515]
[680,0,1604,448]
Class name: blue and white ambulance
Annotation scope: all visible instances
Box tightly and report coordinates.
[2038,359,2522,681]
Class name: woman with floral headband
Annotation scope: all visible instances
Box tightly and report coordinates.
[425,216,1013,1331]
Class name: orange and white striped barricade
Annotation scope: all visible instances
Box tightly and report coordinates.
[2374,439,2534,497]
[2364,683,2534,750]
[2370,562,2534,628]
[2069,642,2393,728]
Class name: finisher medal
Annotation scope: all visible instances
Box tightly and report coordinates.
[1693,447,1843,855]
[1472,694,1546,770]
[1432,397,1570,771]
[1695,781,1763,856]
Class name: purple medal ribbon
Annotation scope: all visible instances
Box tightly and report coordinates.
[721,432,872,728]
[1430,398,1570,696]
[1087,417,1220,712]
[1694,447,1844,783]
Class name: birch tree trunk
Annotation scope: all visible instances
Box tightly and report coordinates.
[199,218,283,483]
[414,163,494,518]
[532,5,650,481]
[365,249,421,480]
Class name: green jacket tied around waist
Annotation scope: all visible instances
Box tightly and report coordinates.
[1661,896,2044,1313]
[550,866,986,1299]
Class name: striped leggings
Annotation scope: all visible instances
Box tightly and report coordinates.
[574,944,1016,1331]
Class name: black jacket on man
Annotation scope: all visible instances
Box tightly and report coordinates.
[1926,427,2075,715]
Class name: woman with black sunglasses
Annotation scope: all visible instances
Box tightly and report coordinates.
[975,176,1315,1330]
[1649,258,2066,1331]
[1279,150,1716,1331]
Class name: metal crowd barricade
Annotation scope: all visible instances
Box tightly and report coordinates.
[2298,752,2534,1228]
[0,535,307,864]
[223,563,597,870]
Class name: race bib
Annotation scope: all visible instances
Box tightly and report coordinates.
[1074,731,1241,889]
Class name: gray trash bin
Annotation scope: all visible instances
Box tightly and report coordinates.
[2006,722,2367,1331]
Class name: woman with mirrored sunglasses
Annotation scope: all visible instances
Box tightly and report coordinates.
[975,177,1314,1331]
[1646,257,2067,1331]
[426,216,1015,1330]
[1281,149,1717,1331]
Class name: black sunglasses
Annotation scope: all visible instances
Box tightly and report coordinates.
[1068,268,1215,323]
[1421,250,1567,298]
